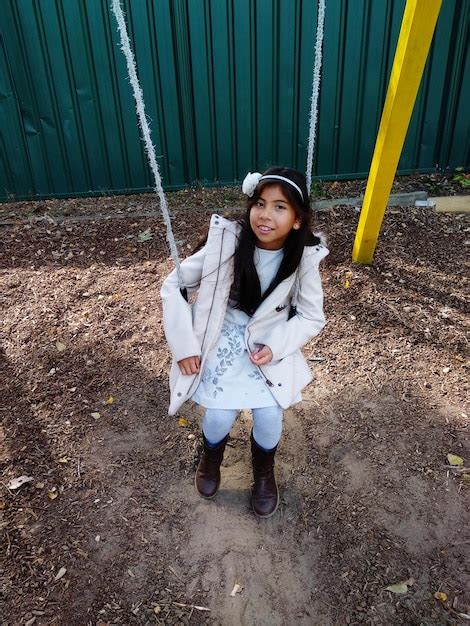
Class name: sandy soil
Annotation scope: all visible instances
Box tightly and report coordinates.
[1,181,469,625]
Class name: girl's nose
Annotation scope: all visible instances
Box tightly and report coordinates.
[260,205,272,219]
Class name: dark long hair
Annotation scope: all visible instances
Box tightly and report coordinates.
[231,166,320,316]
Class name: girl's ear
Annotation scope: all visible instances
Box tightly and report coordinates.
[293,220,301,230]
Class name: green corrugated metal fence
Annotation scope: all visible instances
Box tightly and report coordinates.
[0,0,468,201]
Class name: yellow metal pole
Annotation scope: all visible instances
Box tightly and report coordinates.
[352,0,442,264]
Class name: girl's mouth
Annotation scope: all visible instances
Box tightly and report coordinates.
[257,225,273,234]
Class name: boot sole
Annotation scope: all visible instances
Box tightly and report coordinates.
[251,487,279,518]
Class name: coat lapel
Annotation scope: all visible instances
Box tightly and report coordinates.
[250,273,296,321]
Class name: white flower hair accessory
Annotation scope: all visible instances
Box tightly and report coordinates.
[242,172,262,197]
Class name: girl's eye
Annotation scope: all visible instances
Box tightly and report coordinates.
[276,204,286,210]
[255,201,264,207]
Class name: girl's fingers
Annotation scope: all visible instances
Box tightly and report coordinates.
[250,346,273,365]
[178,356,201,375]
[256,346,272,360]
[187,358,197,374]
[259,346,273,360]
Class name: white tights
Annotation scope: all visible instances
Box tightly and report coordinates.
[202,406,283,451]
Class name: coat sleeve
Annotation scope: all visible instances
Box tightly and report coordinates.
[258,248,328,362]
[160,247,206,362]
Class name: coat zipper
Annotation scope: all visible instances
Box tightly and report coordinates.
[185,228,227,397]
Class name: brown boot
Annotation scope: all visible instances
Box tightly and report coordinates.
[251,434,279,518]
[195,435,228,499]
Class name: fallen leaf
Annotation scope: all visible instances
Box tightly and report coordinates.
[137,229,153,243]
[48,491,58,500]
[105,396,114,405]
[178,417,189,427]
[0,501,7,510]
[57,457,69,464]
[230,583,242,597]
[7,475,34,490]
[56,341,67,352]
[35,482,45,489]
[153,605,161,615]
[385,580,413,594]
[434,591,448,602]
[447,453,464,466]
[54,566,67,581]
[91,412,101,420]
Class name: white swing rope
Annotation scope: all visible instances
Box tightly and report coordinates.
[306,0,326,193]
[110,0,185,290]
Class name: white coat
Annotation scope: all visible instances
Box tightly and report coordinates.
[160,214,329,415]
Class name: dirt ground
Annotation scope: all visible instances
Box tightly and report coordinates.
[1,175,469,625]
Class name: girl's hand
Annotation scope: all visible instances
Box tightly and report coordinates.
[178,356,201,375]
[250,345,273,365]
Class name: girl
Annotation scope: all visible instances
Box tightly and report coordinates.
[161,167,328,518]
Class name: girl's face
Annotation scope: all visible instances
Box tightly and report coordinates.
[249,184,301,250]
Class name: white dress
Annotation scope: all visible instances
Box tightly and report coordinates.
[192,247,284,409]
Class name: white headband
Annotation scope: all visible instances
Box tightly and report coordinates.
[242,172,305,202]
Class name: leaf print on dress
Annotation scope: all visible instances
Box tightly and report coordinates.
[216,347,232,369]
[248,369,266,393]
[201,366,213,384]
[221,323,244,358]
[213,386,223,399]
[193,320,275,406]
[205,323,246,398]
